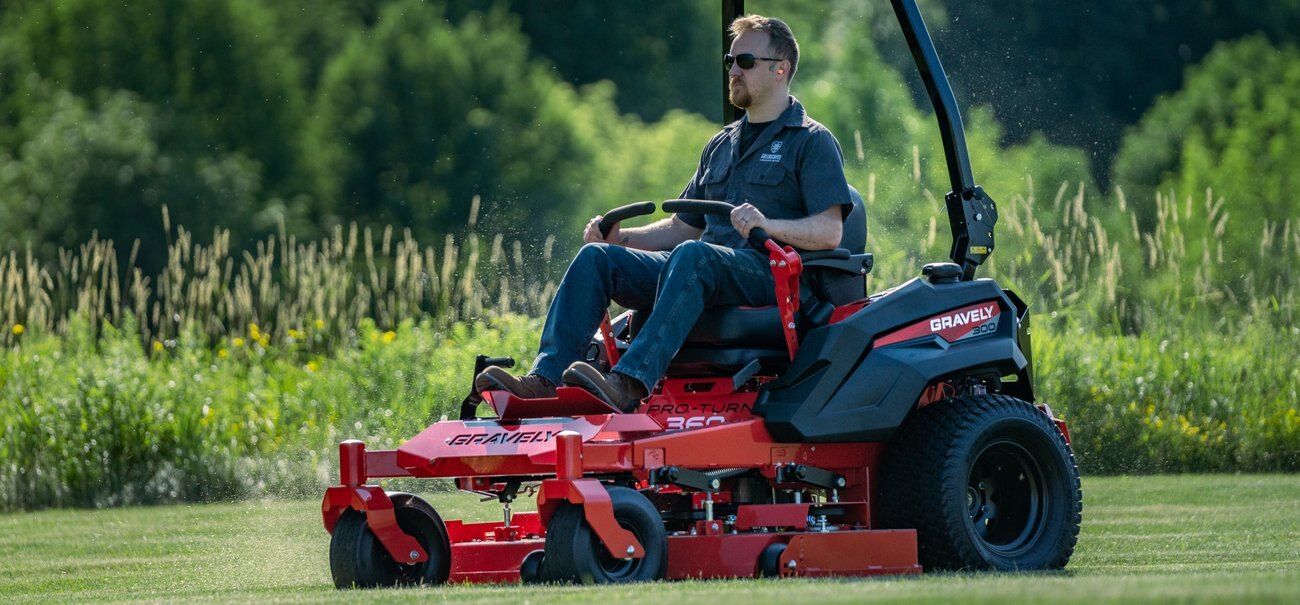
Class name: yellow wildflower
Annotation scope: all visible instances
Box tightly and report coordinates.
[314,319,325,330]
[307,360,320,372]
[382,331,397,343]
[217,348,228,359]
[153,340,164,353]
[249,323,262,341]
[11,324,23,335]
[233,337,245,348]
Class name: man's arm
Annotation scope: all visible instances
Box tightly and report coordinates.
[584,214,703,251]
[733,125,852,251]
[731,204,844,251]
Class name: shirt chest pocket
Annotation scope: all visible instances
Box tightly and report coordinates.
[698,153,732,201]
[749,162,786,187]
[701,155,731,185]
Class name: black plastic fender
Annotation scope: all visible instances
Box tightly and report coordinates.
[754,277,1030,443]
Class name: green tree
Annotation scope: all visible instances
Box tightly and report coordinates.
[934,0,1300,184]
[0,87,262,268]
[1115,36,1300,247]
[308,1,619,242]
[485,0,719,122]
[3,0,309,196]
[564,82,718,226]
[257,0,382,95]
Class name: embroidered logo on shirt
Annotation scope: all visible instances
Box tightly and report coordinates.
[760,140,784,162]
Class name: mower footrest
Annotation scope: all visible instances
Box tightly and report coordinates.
[485,387,622,418]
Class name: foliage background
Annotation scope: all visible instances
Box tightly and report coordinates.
[1,0,1299,509]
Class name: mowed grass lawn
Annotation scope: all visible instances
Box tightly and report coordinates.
[1,474,1297,604]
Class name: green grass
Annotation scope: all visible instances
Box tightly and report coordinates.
[1,475,1297,603]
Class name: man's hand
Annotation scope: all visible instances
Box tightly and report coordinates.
[735,205,844,250]
[583,215,619,244]
[730,203,768,238]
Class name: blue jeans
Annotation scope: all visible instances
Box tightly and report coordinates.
[531,240,776,391]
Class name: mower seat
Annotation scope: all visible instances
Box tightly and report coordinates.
[637,187,872,376]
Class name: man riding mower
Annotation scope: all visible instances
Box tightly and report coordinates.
[321,0,1082,587]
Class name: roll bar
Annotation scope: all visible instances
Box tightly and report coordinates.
[889,0,997,280]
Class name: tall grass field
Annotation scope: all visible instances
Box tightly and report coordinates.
[0,474,1297,604]
[1,182,1299,509]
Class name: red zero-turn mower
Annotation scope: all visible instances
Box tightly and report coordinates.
[322,0,1081,587]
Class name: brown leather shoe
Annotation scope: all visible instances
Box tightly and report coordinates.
[474,366,557,399]
[561,362,648,413]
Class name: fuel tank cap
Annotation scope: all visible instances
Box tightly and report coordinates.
[922,262,962,284]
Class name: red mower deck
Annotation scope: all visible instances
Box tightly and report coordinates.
[323,386,925,582]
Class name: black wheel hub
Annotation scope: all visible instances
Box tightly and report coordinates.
[967,439,1046,556]
[593,522,642,580]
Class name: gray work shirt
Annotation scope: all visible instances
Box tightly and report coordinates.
[678,96,853,250]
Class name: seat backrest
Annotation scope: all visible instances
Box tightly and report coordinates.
[840,185,868,253]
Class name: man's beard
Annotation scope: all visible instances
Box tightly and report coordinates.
[729,79,752,108]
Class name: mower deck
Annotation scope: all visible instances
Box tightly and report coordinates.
[322,383,924,582]
[445,515,920,583]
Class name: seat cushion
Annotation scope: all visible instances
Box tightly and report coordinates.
[631,305,791,348]
[665,345,790,376]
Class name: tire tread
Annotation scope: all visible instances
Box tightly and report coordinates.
[878,394,1082,571]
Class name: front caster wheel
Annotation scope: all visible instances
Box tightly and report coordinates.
[329,492,452,588]
[541,486,667,584]
[756,542,787,578]
[519,550,546,584]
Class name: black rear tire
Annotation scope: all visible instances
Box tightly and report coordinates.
[329,492,453,588]
[878,395,1082,571]
[540,486,667,584]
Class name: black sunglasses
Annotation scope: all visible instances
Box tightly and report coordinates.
[724,53,783,70]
